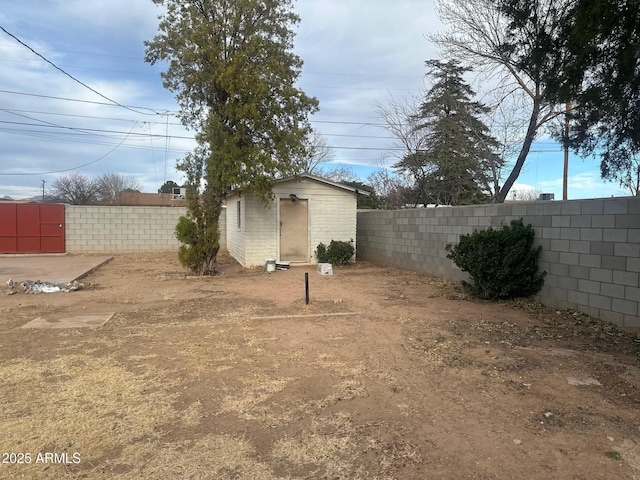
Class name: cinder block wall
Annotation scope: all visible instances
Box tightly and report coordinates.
[357,197,640,328]
[65,206,227,253]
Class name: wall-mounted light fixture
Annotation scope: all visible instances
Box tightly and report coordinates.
[289,194,299,202]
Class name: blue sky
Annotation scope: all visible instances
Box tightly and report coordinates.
[0,1,629,200]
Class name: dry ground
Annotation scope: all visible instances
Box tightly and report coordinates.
[1,252,639,480]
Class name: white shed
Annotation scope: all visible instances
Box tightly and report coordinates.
[225,174,367,267]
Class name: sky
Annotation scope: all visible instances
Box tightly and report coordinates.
[0,0,630,200]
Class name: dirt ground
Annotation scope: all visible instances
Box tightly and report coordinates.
[1,252,639,480]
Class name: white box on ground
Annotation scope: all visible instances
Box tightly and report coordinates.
[317,263,333,275]
[265,258,276,274]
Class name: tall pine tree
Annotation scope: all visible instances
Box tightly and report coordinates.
[396,60,501,206]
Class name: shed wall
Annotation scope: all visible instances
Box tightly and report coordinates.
[226,196,246,266]
[226,178,358,267]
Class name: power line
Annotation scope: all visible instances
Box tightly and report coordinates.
[0,119,394,148]
[164,113,170,184]
[1,107,167,123]
[0,42,423,80]
[145,122,158,185]
[0,89,389,127]
[313,119,386,126]
[1,57,159,78]
[0,120,192,140]
[0,89,392,127]
[0,25,160,116]
[0,119,565,153]
[0,126,189,154]
[300,84,418,92]
[0,108,397,139]
[0,123,138,175]
[0,108,114,140]
[0,88,165,114]
[303,70,422,80]
[0,57,420,91]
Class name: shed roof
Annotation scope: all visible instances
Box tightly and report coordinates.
[226,173,371,198]
[278,173,370,195]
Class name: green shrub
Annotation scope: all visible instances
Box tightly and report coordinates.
[316,239,355,265]
[175,215,219,275]
[445,219,546,300]
[316,242,328,263]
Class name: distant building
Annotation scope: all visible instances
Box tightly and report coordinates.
[118,191,187,207]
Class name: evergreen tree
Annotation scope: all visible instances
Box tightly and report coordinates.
[395,60,501,206]
[145,0,318,274]
[158,180,180,194]
[340,180,383,209]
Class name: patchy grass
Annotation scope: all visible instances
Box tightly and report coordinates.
[115,434,284,480]
[606,450,623,461]
[0,355,178,478]
[219,373,293,423]
[0,252,638,480]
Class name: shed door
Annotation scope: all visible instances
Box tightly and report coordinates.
[0,203,65,253]
[279,198,308,262]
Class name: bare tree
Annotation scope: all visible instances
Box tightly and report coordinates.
[375,94,436,204]
[376,94,428,165]
[366,161,413,208]
[95,172,142,205]
[617,159,640,196]
[296,131,335,175]
[433,0,569,202]
[320,166,357,183]
[49,173,97,205]
[478,89,532,200]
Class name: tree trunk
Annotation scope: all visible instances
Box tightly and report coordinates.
[496,98,542,203]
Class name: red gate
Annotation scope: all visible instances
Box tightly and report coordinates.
[0,203,65,253]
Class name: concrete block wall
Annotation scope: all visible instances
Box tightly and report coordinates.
[66,206,227,253]
[357,197,640,328]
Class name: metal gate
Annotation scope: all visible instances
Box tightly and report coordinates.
[0,203,65,253]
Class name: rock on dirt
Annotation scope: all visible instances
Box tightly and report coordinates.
[567,377,602,386]
[20,280,84,294]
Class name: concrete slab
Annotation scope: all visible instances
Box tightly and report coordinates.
[0,255,112,284]
[22,313,115,329]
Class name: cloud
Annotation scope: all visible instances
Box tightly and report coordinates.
[43,0,160,45]
[0,3,187,197]
[0,1,628,201]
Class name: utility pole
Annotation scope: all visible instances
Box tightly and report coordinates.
[41,180,46,202]
[563,102,570,200]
